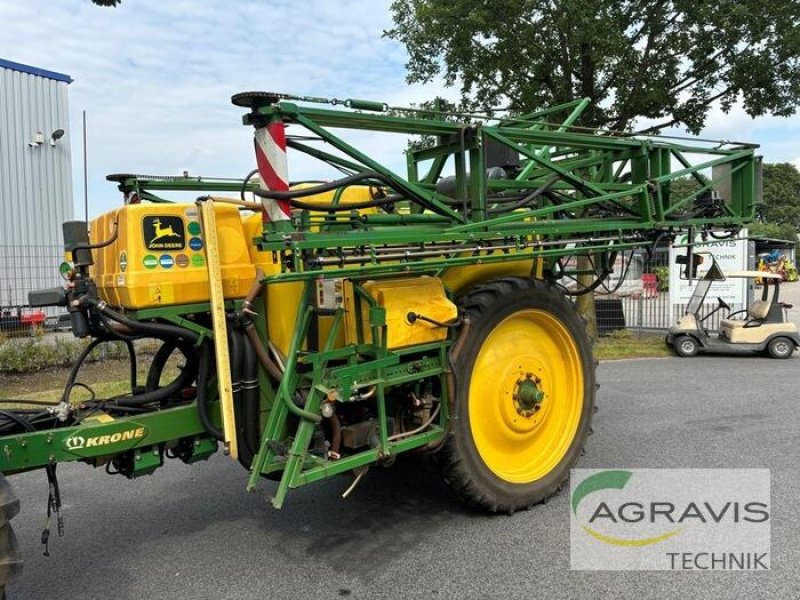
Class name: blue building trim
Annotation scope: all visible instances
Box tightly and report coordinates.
[0,58,73,84]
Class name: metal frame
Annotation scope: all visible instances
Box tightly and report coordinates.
[0,94,759,509]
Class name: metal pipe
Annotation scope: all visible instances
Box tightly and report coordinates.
[387,404,441,442]
[307,236,632,267]
[327,412,342,459]
[243,323,283,382]
[277,298,322,424]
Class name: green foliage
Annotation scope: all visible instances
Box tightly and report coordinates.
[785,262,798,282]
[0,338,129,374]
[387,1,800,133]
[653,266,670,291]
[669,176,702,201]
[757,163,800,229]
[748,222,799,246]
[606,328,632,340]
[90,0,120,5]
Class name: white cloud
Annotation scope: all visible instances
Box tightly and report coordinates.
[0,0,460,216]
[636,96,800,165]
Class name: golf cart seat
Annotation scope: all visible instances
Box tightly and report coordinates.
[720,300,770,332]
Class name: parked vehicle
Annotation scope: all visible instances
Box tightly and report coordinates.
[667,255,800,358]
[0,305,46,336]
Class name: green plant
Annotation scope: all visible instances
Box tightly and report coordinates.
[785,262,798,282]
[0,337,136,375]
[653,266,670,291]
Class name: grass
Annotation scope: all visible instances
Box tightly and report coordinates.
[0,329,669,404]
[0,357,181,406]
[594,329,673,360]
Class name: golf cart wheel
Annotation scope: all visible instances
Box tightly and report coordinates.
[767,337,794,359]
[674,335,699,357]
[436,277,595,513]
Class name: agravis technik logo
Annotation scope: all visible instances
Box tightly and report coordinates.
[570,469,770,571]
[571,470,682,546]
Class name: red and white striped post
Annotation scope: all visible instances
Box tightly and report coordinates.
[253,119,291,223]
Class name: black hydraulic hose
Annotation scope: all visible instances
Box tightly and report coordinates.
[231,330,255,469]
[252,171,447,215]
[82,304,198,408]
[241,331,260,462]
[86,301,214,434]
[86,299,196,345]
[488,174,560,214]
[240,168,259,202]
[61,338,104,403]
[228,327,247,467]
[69,220,119,264]
[253,171,382,200]
[287,192,396,212]
[146,341,176,392]
[144,341,198,406]
[124,339,137,393]
[113,356,196,408]
[0,409,38,433]
[0,409,63,551]
[195,341,223,441]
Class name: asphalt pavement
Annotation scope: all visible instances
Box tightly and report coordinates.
[6,355,798,600]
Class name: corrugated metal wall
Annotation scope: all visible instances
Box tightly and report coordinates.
[0,66,73,306]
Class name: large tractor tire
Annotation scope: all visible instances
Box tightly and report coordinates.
[437,278,595,513]
[0,473,22,599]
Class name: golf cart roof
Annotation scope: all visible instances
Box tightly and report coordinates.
[723,270,783,280]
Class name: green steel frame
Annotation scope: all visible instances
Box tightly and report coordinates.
[0,94,759,509]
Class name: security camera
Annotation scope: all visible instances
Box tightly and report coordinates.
[50,128,65,145]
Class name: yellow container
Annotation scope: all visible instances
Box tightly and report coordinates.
[345,277,457,349]
[90,203,256,309]
[289,183,379,213]
[243,212,348,357]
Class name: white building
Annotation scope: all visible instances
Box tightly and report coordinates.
[0,58,73,308]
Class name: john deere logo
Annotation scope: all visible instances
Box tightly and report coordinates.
[143,216,185,250]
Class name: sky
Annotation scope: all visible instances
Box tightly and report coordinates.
[1,0,800,219]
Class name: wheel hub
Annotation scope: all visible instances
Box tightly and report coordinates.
[513,374,545,417]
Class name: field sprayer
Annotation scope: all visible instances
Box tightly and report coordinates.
[0,91,758,593]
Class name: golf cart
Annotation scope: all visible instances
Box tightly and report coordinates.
[666,254,800,358]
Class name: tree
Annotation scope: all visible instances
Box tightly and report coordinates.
[387,0,800,134]
[388,0,800,336]
[91,0,120,6]
[758,163,800,228]
[669,176,701,200]
[748,222,798,244]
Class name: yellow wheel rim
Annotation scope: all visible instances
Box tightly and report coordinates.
[468,309,584,483]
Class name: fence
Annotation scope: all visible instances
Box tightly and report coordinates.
[0,244,68,336]
[595,248,747,334]
[596,291,736,334]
